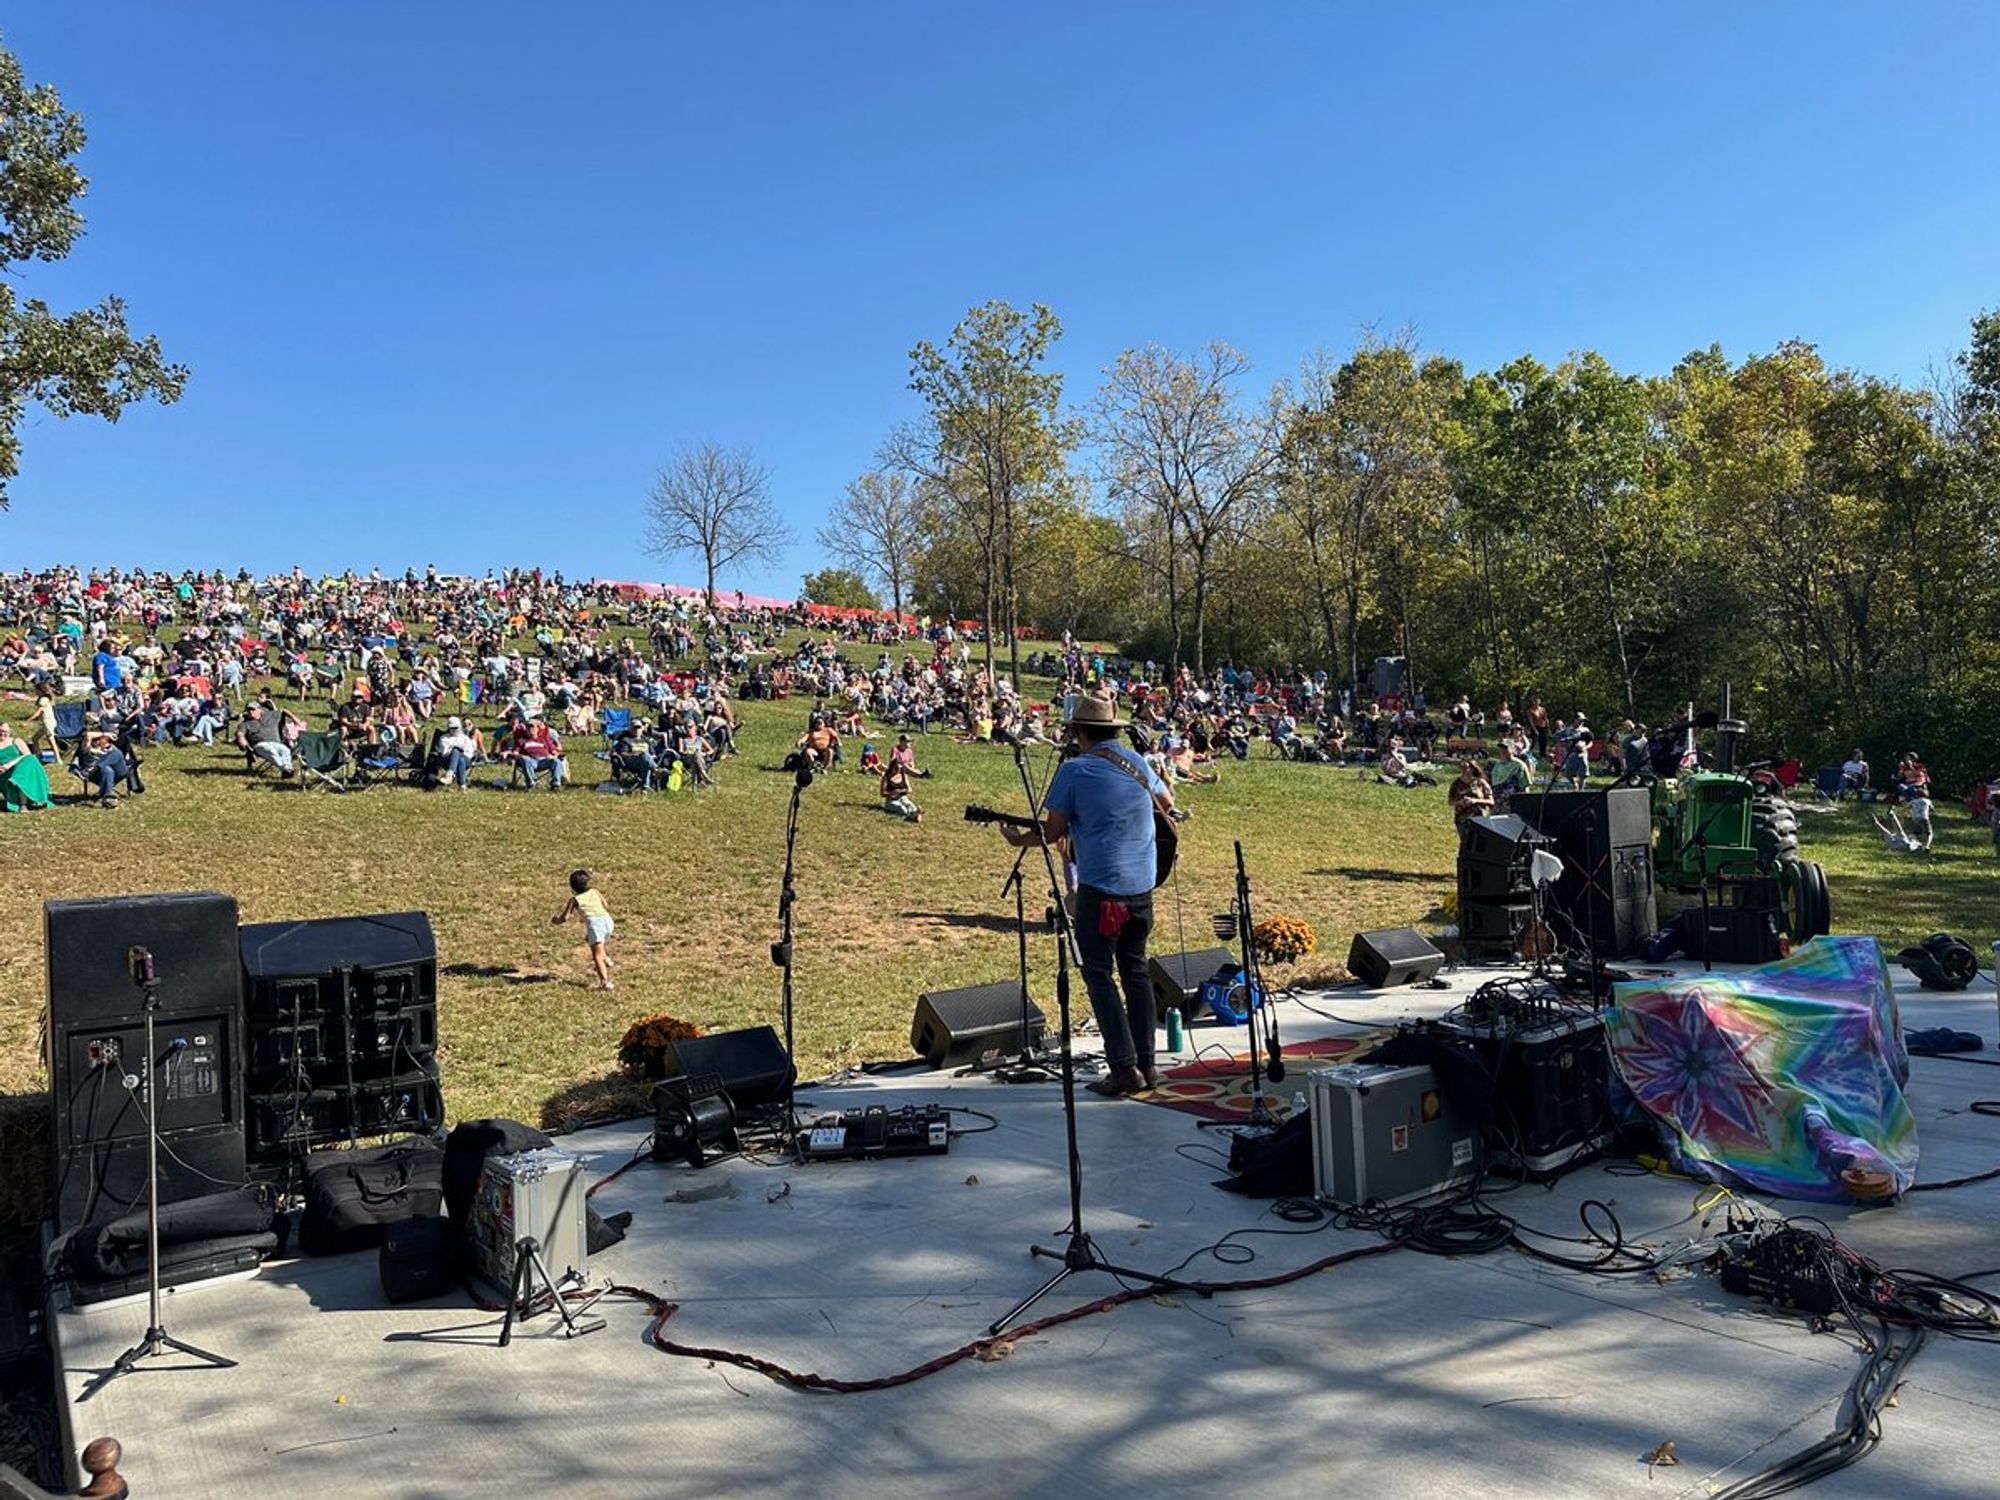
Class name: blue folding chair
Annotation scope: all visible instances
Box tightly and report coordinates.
[600,707,633,740]
[52,702,88,758]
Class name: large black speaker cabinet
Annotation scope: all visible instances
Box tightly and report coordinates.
[1146,947,1239,1021]
[911,980,1046,1068]
[45,893,246,1235]
[238,912,441,1169]
[665,1026,796,1108]
[1458,813,1549,900]
[1346,927,1445,989]
[1509,788,1658,958]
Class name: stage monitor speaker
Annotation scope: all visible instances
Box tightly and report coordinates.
[1147,947,1239,1021]
[665,1026,795,1108]
[45,892,246,1235]
[910,980,1045,1068]
[1346,927,1445,989]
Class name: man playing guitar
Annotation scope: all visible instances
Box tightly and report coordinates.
[997,694,1175,1097]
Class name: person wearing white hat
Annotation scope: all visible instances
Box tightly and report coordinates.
[434,714,478,790]
[998,692,1174,1097]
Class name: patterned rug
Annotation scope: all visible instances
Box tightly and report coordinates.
[1139,1033,1391,1122]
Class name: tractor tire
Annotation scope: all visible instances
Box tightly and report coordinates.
[1801,859,1831,937]
[1752,793,1800,868]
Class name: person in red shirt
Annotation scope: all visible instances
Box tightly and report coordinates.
[513,715,567,790]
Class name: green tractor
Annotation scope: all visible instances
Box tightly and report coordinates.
[1648,696,1831,954]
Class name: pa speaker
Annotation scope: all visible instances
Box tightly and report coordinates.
[1346,927,1445,989]
[1146,947,1238,1020]
[910,980,1045,1068]
[45,892,246,1235]
[665,1026,795,1108]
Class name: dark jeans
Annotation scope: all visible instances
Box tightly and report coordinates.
[1074,886,1156,1072]
[89,748,143,800]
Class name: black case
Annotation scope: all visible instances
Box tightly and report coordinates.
[380,1214,460,1303]
[299,1136,444,1256]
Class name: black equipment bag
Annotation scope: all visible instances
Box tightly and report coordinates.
[300,1136,445,1257]
[379,1214,461,1303]
[63,1186,274,1282]
[1215,1110,1316,1198]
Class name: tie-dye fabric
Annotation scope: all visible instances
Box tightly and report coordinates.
[1605,936,1917,1202]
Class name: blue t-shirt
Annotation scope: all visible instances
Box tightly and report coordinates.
[1045,743,1167,898]
[92,650,123,689]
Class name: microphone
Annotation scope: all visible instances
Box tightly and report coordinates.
[794,764,815,789]
[1265,1038,1285,1085]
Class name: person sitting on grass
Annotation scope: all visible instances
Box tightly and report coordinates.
[0,721,51,812]
[889,731,931,778]
[1840,748,1870,798]
[1872,807,1932,853]
[858,741,883,775]
[797,713,840,773]
[1377,738,1422,788]
[880,758,922,823]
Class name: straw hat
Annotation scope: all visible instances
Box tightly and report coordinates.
[1064,693,1126,729]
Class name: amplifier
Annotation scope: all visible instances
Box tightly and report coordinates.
[248,1069,443,1160]
[1434,1011,1614,1177]
[799,1103,950,1162]
[469,1147,590,1292]
[1308,1064,1477,1207]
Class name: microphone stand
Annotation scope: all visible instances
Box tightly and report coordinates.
[80,948,238,1402]
[987,738,1203,1335]
[976,738,1060,1081]
[772,765,811,1153]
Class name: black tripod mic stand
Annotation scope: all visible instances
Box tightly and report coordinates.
[80,948,238,1402]
[987,738,1205,1335]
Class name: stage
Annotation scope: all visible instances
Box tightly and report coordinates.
[48,957,2000,1499]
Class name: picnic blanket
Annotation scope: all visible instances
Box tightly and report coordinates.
[1605,937,1916,1202]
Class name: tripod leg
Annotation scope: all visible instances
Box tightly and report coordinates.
[988,1258,1078,1336]
[498,1238,534,1347]
[155,1333,238,1369]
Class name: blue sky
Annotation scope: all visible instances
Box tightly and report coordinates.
[5,2,1996,595]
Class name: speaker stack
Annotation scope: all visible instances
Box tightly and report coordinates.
[46,893,248,1236]
[1456,813,1551,962]
[1510,788,1659,959]
[238,912,443,1174]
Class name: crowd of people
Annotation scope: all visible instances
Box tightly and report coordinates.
[1,567,1990,856]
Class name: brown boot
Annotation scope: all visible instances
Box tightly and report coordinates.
[1138,1063,1159,1089]
[1086,1066,1146,1097]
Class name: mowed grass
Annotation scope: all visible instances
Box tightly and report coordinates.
[1,670,1991,1188]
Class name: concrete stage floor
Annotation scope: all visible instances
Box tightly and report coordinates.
[49,955,2000,1499]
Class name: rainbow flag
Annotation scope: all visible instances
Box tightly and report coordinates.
[1606,937,1917,1203]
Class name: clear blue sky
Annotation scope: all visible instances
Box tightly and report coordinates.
[6,2,1996,595]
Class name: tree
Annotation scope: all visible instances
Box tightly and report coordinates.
[0,37,187,506]
[1095,342,1281,676]
[800,567,881,611]
[642,441,792,605]
[815,468,921,618]
[905,301,1076,694]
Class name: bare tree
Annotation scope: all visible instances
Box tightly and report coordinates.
[815,467,922,619]
[643,442,792,605]
[1095,342,1281,676]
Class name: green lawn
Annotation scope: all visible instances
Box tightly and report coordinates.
[1,666,1991,1226]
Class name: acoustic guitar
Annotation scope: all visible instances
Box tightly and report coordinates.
[964,797,1179,889]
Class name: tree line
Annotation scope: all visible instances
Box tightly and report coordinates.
[791,300,2000,791]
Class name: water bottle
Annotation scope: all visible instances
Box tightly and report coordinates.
[1164,1006,1185,1053]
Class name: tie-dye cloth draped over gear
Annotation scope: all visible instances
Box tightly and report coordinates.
[1605,937,1917,1203]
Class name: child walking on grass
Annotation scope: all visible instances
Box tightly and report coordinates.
[553,868,615,989]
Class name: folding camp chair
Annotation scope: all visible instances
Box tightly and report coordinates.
[352,728,415,788]
[599,707,633,742]
[51,702,88,759]
[295,730,350,791]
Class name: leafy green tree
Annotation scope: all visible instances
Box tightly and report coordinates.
[800,567,882,611]
[902,301,1077,693]
[0,37,187,506]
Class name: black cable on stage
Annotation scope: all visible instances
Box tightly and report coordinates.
[613,1236,1408,1394]
[1907,1101,2000,1192]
